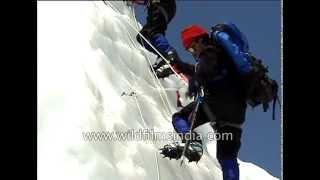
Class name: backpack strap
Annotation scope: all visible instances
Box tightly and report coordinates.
[272,96,277,120]
[272,95,281,120]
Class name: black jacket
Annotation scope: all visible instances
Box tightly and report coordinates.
[176,45,244,96]
[174,44,247,125]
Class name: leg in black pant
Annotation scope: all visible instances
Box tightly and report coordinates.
[216,125,242,180]
[137,0,176,53]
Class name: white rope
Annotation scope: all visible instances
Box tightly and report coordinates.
[103,0,187,85]
[94,5,163,180]
[128,3,173,115]
[102,1,171,116]
[104,1,173,116]
[94,1,176,118]
[155,152,161,180]
[92,1,148,128]
[124,27,139,49]
[120,90,148,128]
[121,80,149,128]
[149,87,182,92]
[134,95,148,127]
[115,1,172,116]
[103,0,171,107]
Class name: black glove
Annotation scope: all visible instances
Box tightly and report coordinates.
[166,50,181,65]
[155,67,174,79]
[151,50,181,79]
[152,57,166,72]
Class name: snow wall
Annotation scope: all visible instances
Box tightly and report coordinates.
[38,1,279,180]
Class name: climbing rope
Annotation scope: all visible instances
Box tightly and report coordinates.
[128,3,173,115]
[155,151,161,180]
[121,87,148,128]
[103,0,174,116]
[103,0,187,85]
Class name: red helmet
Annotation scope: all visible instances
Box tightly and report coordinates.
[181,25,209,49]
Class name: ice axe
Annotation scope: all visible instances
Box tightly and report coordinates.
[180,86,204,166]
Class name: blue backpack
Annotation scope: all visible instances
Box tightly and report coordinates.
[210,22,279,120]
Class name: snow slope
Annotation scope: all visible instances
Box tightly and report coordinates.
[38,1,279,180]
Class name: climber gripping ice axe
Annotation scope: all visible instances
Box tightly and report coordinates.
[130,2,279,179]
[157,23,279,180]
[160,86,204,164]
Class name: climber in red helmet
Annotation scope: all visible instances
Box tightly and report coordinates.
[159,24,256,180]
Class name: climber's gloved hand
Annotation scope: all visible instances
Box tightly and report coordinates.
[166,50,180,65]
[155,66,174,79]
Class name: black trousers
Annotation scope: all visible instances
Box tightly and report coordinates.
[138,0,176,41]
[172,92,246,160]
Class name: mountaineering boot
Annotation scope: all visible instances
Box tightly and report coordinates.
[159,142,183,160]
[184,141,203,162]
[159,141,203,163]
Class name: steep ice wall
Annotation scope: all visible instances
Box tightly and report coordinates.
[38,1,278,180]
